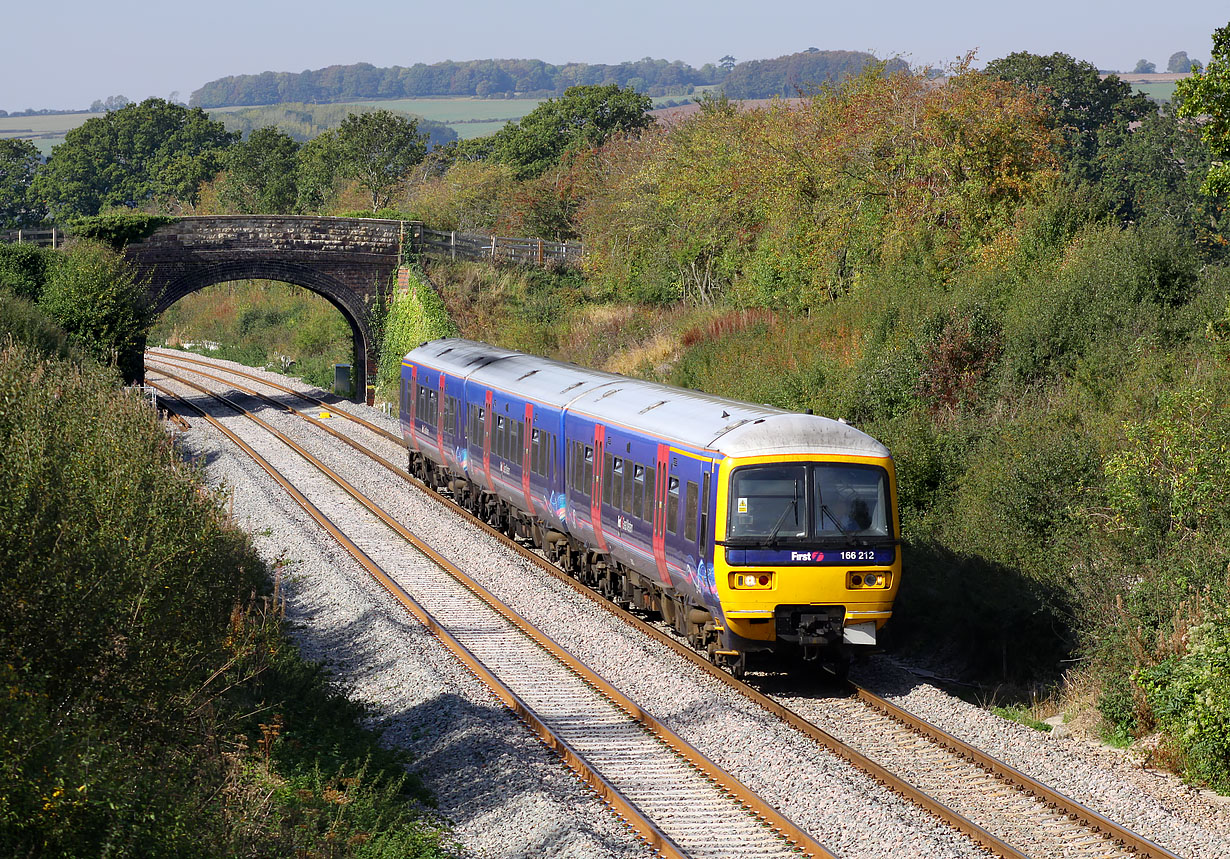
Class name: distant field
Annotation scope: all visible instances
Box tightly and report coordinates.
[0,113,87,155]
[1133,81,1178,102]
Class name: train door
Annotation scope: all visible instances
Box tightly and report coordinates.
[590,423,608,554]
[406,365,419,451]
[482,389,494,491]
[521,403,535,516]
[652,443,671,586]
[436,373,447,464]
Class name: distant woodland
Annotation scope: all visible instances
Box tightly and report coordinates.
[189,50,905,107]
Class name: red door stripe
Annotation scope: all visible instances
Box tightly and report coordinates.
[522,402,535,517]
[591,424,608,554]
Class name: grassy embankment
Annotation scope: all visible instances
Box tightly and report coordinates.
[0,281,452,856]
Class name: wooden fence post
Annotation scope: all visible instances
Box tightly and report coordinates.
[490,235,497,261]
[450,231,456,260]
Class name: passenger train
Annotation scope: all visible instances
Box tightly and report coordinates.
[401,338,900,677]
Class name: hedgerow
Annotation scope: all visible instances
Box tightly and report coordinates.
[0,332,449,856]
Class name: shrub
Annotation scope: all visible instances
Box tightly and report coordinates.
[37,239,153,381]
[66,212,174,249]
[0,242,56,300]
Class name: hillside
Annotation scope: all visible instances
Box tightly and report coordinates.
[189,50,897,107]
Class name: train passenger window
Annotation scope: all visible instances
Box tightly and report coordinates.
[667,477,680,535]
[622,461,635,512]
[613,457,625,510]
[427,389,438,425]
[495,416,506,459]
[685,481,699,542]
[531,429,541,474]
[645,467,656,516]
[583,446,594,496]
[603,454,615,506]
[632,465,645,518]
[512,420,523,462]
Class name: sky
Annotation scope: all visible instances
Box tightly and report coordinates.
[2,0,1227,112]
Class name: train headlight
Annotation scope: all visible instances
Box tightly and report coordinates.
[847,571,890,589]
[729,572,772,589]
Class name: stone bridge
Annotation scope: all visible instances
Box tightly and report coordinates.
[127,216,413,402]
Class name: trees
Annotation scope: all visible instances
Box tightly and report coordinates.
[219,126,301,213]
[493,84,653,179]
[332,110,428,211]
[983,52,1154,182]
[34,98,237,217]
[1176,22,1230,196]
[1168,51,1194,73]
[0,139,45,229]
[1133,59,1157,74]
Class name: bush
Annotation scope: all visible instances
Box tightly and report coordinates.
[37,239,153,381]
[0,343,448,856]
[0,290,75,360]
[0,242,56,300]
[1137,615,1230,790]
[66,212,174,249]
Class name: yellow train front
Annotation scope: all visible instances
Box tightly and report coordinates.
[710,426,900,677]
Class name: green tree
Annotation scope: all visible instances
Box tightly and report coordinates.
[220,126,301,213]
[0,139,45,229]
[34,98,237,217]
[1176,22,1230,196]
[1168,51,1194,73]
[333,110,428,210]
[493,84,653,179]
[1133,59,1157,74]
[295,132,345,213]
[37,240,153,380]
[983,52,1154,181]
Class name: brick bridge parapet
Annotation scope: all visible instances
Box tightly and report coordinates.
[127,216,413,402]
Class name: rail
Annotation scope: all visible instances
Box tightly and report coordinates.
[145,351,1187,859]
[146,361,833,859]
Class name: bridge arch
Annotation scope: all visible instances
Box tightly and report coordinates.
[126,216,407,402]
[154,260,375,398]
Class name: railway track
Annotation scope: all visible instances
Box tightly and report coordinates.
[146,364,831,859]
[145,350,1196,859]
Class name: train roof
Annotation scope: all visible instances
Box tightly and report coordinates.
[404,339,889,460]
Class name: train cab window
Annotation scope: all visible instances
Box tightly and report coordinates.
[685,481,699,542]
[632,465,645,518]
[400,379,409,418]
[583,446,594,496]
[666,477,680,535]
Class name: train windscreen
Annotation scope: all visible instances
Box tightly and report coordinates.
[728,463,890,542]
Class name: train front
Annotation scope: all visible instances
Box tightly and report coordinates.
[710,414,900,672]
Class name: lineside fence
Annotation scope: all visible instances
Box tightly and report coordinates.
[0,227,63,248]
[405,222,583,268]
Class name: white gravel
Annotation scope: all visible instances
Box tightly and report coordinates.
[157,368,656,859]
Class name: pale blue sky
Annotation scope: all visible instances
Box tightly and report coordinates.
[2,0,1227,112]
